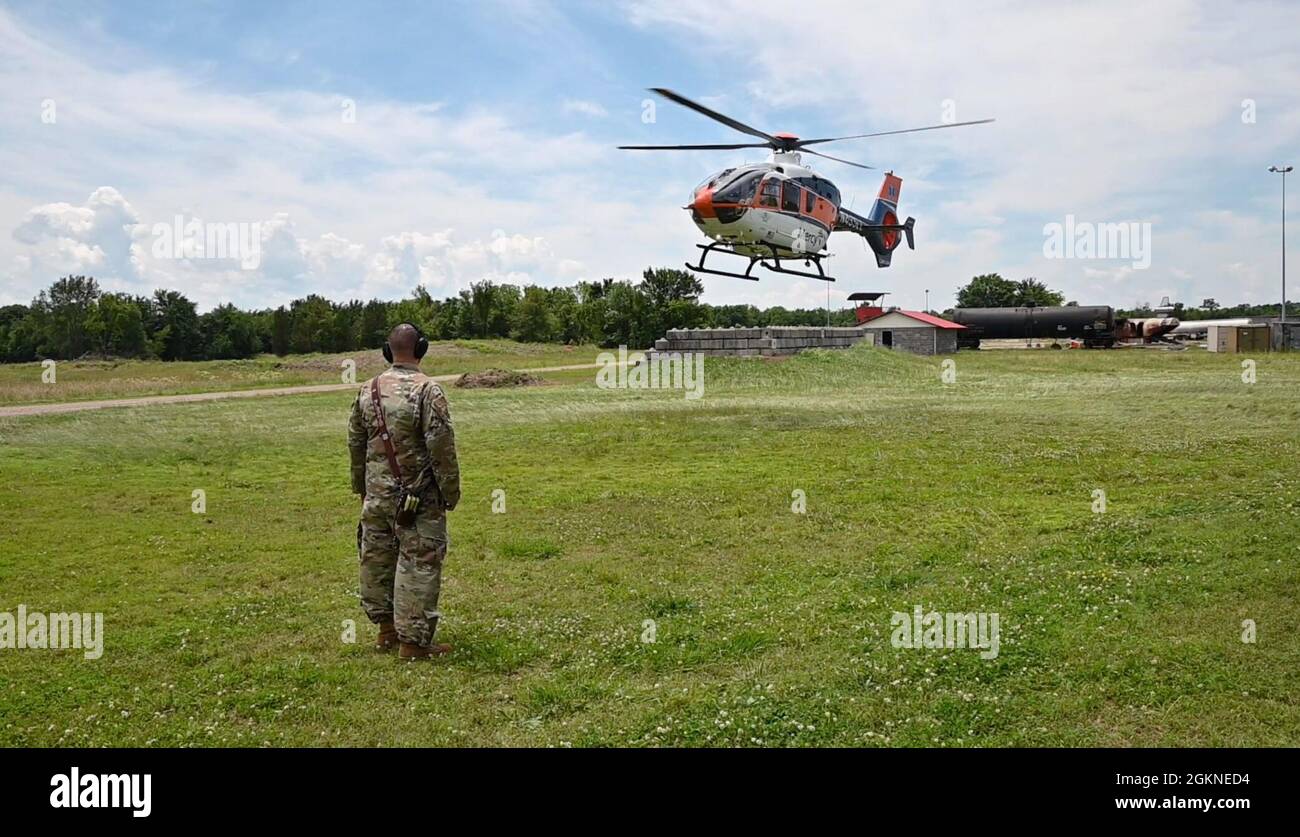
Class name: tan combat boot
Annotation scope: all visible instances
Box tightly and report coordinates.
[375,620,399,652]
[399,641,452,661]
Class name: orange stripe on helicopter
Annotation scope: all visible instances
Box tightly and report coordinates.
[693,186,716,219]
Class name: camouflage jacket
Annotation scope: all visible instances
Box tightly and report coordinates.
[348,363,460,511]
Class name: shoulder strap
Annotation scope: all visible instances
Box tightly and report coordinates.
[369,377,405,486]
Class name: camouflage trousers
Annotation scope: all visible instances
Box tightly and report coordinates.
[358,493,449,647]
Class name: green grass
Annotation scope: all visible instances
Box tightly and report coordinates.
[0,340,601,405]
[1,346,1298,747]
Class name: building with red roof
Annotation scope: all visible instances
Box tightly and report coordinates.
[855,307,965,355]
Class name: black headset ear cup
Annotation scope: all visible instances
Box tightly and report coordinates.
[382,343,393,363]
[414,335,428,359]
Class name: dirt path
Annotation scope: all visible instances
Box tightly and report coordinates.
[0,363,604,418]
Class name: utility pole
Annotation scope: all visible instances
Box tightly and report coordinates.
[1269,165,1292,323]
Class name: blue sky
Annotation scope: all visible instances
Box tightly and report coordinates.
[2,0,1298,313]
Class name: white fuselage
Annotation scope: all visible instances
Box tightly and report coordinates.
[688,153,839,259]
[1170,318,1252,336]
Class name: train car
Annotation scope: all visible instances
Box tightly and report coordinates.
[950,306,1117,348]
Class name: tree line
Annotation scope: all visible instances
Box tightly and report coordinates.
[950,275,1285,321]
[1119,298,1292,320]
[0,269,858,363]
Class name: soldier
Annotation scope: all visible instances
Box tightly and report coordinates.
[348,323,461,661]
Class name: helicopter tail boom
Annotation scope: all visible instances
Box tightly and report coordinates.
[834,173,915,268]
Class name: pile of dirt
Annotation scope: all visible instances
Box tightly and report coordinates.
[454,368,543,389]
[273,351,385,372]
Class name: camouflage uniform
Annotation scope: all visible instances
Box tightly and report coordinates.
[348,363,461,648]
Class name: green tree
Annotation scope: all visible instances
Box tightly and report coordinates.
[546,287,583,343]
[0,304,38,362]
[32,275,101,358]
[640,267,704,337]
[87,293,148,357]
[603,281,651,348]
[1012,277,1065,307]
[640,267,702,308]
[202,304,261,359]
[149,289,201,360]
[271,306,291,356]
[463,281,520,338]
[289,295,335,354]
[359,299,390,348]
[955,274,1018,308]
[511,286,559,343]
[332,300,364,352]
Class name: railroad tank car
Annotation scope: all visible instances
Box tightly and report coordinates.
[950,306,1116,348]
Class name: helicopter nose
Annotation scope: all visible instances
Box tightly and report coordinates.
[691,186,716,220]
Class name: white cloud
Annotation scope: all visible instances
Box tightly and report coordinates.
[5,183,589,311]
[0,8,617,309]
[11,187,144,291]
[563,99,608,118]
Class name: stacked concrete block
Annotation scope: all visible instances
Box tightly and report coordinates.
[650,326,871,358]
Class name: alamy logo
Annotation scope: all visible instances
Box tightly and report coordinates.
[596,346,704,400]
[890,605,1000,660]
[50,768,151,817]
[0,605,103,659]
[1042,214,1151,269]
[151,215,261,269]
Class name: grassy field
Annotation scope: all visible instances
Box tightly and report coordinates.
[0,340,600,406]
[1,345,1298,747]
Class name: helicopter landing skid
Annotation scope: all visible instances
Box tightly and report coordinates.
[685,242,760,281]
[760,253,833,282]
[686,242,835,282]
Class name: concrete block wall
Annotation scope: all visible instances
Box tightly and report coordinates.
[650,326,871,357]
[1271,322,1300,352]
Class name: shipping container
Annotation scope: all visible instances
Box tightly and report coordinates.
[1208,323,1270,352]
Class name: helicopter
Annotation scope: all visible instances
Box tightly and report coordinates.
[620,88,993,282]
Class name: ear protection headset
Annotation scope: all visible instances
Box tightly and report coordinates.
[382,322,429,363]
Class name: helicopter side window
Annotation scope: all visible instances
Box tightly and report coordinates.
[809,178,839,206]
[758,179,781,208]
[782,181,801,212]
[804,189,816,213]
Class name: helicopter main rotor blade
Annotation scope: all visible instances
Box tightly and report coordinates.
[802,149,874,170]
[618,142,772,150]
[648,88,777,145]
[799,118,995,146]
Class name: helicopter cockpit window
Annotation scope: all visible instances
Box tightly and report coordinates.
[695,168,734,192]
[782,180,801,212]
[692,168,735,203]
[712,170,762,204]
[758,179,781,208]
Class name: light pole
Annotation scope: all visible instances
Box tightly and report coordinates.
[1269,165,1292,324]
[924,289,930,313]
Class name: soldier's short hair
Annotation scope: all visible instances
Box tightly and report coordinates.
[387,323,419,355]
